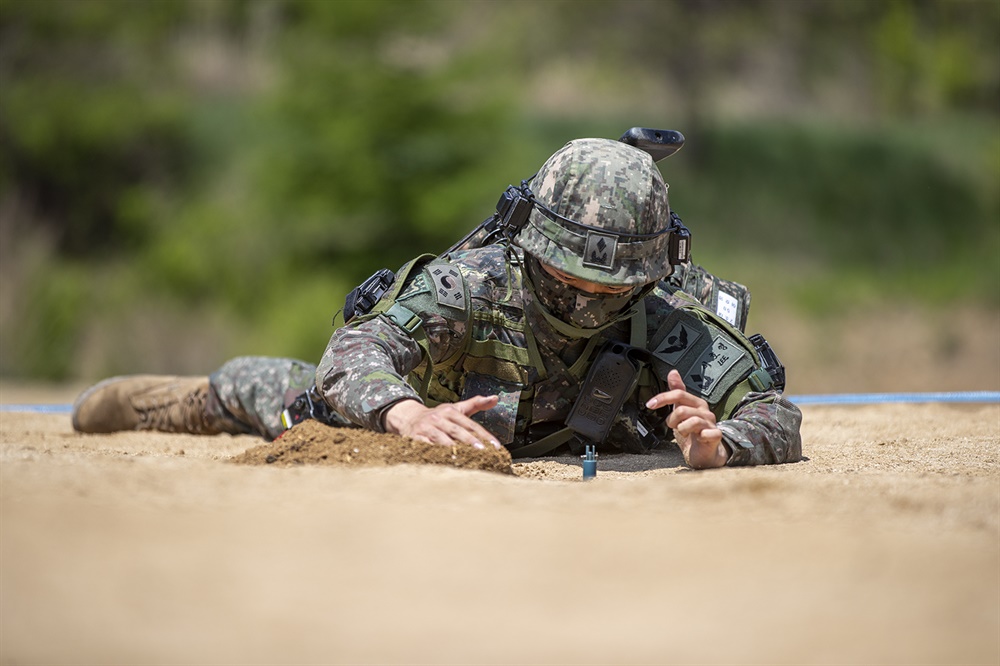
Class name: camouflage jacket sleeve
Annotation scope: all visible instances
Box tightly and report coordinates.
[315,318,423,431]
[315,265,468,432]
[716,391,802,466]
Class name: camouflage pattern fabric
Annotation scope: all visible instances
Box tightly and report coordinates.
[667,260,753,332]
[208,356,350,441]
[717,392,803,465]
[315,244,802,465]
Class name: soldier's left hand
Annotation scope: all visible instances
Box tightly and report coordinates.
[645,369,729,469]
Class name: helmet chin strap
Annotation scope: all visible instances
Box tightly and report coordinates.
[523,268,656,339]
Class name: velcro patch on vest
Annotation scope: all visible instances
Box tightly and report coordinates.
[649,305,756,407]
[582,232,617,270]
[429,265,465,310]
[652,318,705,365]
[683,334,750,402]
[397,273,430,301]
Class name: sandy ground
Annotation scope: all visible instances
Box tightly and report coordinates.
[0,382,997,665]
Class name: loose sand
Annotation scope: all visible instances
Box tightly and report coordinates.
[1,387,997,664]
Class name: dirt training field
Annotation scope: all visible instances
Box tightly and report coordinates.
[1,385,997,665]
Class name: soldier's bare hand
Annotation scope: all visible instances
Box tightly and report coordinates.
[645,370,729,469]
[383,396,502,450]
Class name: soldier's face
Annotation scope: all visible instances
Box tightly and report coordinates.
[528,259,638,329]
[538,262,633,296]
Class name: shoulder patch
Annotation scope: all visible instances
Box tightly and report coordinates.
[683,334,748,397]
[429,265,466,310]
[652,319,704,365]
[647,301,757,407]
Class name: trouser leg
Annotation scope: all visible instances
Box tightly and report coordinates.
[209,355,351,440]
[71,355,331,439]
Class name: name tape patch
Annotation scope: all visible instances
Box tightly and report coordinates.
[716,291,740,327]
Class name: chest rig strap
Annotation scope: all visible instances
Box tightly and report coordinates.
[382,302,434,400]
[506,307,649,459]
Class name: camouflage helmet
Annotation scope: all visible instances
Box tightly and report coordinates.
[515,138,673,286]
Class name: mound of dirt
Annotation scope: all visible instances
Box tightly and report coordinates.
[230,419,513,474]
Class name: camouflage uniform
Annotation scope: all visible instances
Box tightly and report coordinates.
[201,137,801,464]
[306,245,801,465]
[203,267,757,439]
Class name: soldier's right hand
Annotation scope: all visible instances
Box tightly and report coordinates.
[383,396,502,450]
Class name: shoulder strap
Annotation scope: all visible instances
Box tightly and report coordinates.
[507,428,576,459]
[505,306,648,459]
[351,253,439,400]
[362,253,438,319]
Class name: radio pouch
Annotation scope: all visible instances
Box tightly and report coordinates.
[565,341,652,444]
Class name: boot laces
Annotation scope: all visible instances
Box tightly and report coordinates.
[135,382,210,433]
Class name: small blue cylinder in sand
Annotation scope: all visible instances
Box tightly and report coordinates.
[582,444,597,480]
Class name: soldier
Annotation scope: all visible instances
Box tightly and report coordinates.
[73,138,801,468]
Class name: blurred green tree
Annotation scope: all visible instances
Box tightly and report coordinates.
[0,0,195,257]
[0,0,996,379]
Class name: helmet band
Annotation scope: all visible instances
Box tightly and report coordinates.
[527,204,673,267]
[532,198,672,240]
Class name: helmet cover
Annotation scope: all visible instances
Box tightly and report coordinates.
[515,138,672,286]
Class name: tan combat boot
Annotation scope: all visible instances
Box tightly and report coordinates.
[72,375,236,435]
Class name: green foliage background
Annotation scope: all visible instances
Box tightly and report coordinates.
[1,0,997,380]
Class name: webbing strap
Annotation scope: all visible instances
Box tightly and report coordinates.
[507,427,575,459]
[631,306,660,391]
[532,301,624,339]
[747,367,774,392]
[522,324,548,381]
[511,306,650,458]
[720,378,751,421]
[384,302,433,400]
[716,368,775,421]
[566,334,604,380]
[364,254,437,318]
[384,302,422,334]
[630,304,647,348]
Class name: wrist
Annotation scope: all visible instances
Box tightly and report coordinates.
[382,398,426,435]
[715,441,731,467]
[685,437,730,469]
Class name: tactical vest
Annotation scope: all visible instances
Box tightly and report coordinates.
[364,245,775,457]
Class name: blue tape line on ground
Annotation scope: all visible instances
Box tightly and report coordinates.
[0,404,73,414]
[788,392,1000,405]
